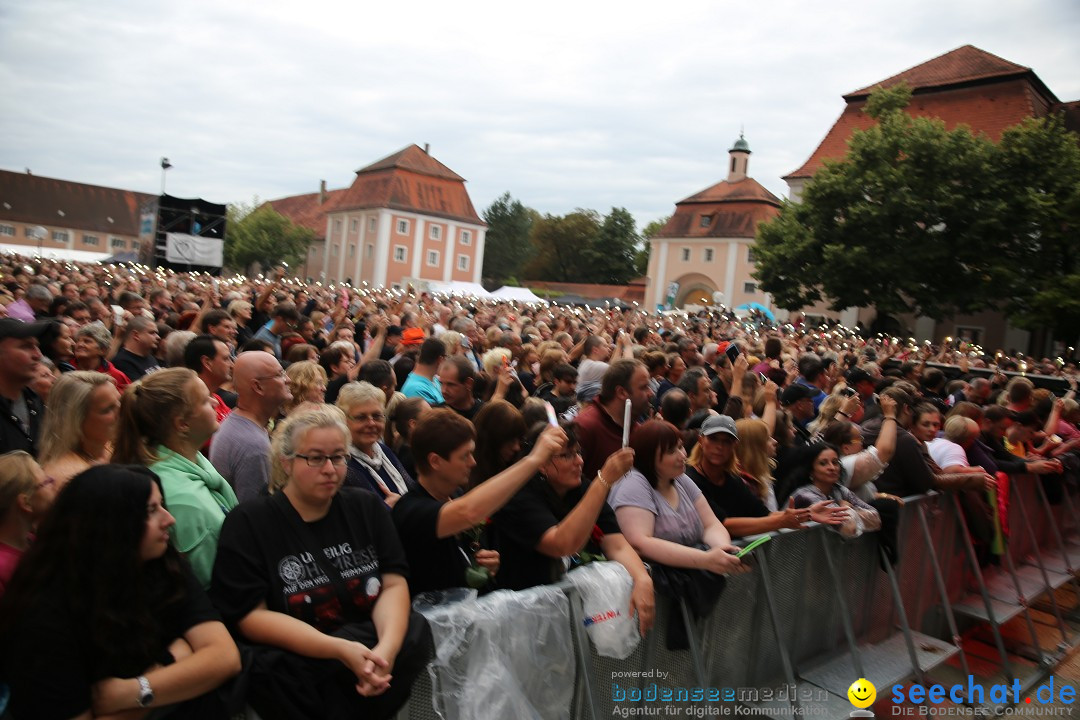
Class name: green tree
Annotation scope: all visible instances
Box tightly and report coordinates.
[481,192,536,286]
[581,207,640,284]
[753,84,1009,319]
[995,115,1080,341]
[522,210,601,282]
[225,201,315,274]
[636,215,670,277]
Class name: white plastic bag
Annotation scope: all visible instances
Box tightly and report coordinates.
[567,561,641,660]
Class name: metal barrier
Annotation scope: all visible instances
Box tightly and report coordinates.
[397,480,1080,719]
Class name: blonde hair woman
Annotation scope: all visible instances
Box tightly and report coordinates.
[210,406,432,720]
[38,371,120,488]
[0,451,57,594]
[734,418,778,510]
[285,360,329,413]
[113,368,237,588]
[337,382,412,507]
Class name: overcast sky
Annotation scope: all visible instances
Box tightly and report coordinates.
[2,0,1078,230]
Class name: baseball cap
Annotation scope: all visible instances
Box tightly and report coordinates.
[701,414,738,440]
[401,328,425,347]
[780,384,816,406]
[0,318,52,340]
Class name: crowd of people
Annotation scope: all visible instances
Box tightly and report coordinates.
[1,252,1079,718]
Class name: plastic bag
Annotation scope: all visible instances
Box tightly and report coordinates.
[416,586,574,720]
[567,561,641,660]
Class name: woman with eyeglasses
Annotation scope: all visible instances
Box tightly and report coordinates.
[492,421,655,632]
[113,367,238,588]
[788,442,881,538]
[337,382,413,508]
[210,406,431,720]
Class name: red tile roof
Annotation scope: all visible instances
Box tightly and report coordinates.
[656,177,781,239]
[786,45,1075,180]
[266,188,346,237]
[844,45,1037,100]
[268,145,483,235]
[356,144,465,182]
[0,169,153,235]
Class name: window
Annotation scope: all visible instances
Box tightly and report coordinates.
[23,227,34,237]
[461,230,471,245]
[397,219,409,235]
[0,224,14,236]
[366,244,373,259]
[351,219,359,232]
[52,230,69,242]
[704,248,714,262]
[131,241,139,251]
[700,215,711,228]
[83,234,99,246]
[348,244,355,258]
[310,246,317,256]
[681,248,690,262]
[426,250,440,267]
[458,254,470,271]
[110,237,125,248]
[334,219,342,233]
[369,218,376,232]
[430,225,441,240]
[331,244,338,257]
[731,157,737,173]
[743,282,757,294]
[748,247,758,263]
[393,245,407,262]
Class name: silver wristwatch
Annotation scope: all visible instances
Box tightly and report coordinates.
[136,675,154,708]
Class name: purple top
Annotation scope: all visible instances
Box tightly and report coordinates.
[608,469,705,546]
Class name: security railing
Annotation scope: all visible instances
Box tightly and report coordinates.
[397,475,1080,719]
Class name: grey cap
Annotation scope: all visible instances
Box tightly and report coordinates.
[701,414,738,440]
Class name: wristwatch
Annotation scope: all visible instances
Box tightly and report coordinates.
[136,675,154,708]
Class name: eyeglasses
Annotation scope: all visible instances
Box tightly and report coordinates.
[349,412,385,423]
[553,450,582,460]
[255,370,287,382]
[293,453,348,467]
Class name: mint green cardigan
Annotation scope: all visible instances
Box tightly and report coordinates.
[150,447,239,588]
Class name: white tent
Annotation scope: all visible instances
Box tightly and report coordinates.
[491,285,546,303]
[1,243,112,264]
[418,279,492,298]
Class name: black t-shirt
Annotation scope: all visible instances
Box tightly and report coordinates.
[434,399,484,422]
[493,478,621,591]
[391,484,473,595]
[685,465,768,522]
[217,388,238,409]
[3,561,218,720]
[325,374,350,405]
[111,347,161,382]
[210,488,409,633]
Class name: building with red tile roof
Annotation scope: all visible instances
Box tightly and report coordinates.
[645,135,782,309]
[777,45,1079,352]
[0,169,155,261]
[270,144,486,288]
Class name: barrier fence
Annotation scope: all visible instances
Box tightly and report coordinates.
[397,474,1080,719]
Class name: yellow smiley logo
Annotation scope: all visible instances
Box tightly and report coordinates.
[848,678,876,708]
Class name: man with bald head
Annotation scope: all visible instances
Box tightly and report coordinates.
[209,351,293,502]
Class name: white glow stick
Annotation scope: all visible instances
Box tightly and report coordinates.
[545,401,559,427]
[622,398,632,447]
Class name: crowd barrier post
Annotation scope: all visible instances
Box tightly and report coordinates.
[915,502,973,683]
[819,530,865,678]
[1009,476,1070,645]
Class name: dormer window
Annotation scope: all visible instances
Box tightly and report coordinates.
[699,215,712,228]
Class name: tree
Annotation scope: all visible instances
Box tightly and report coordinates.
[481,192,535,286]
[994,115,1080,340]
[522,210,601,282]
[753,84,1010,319]
[636,216,670,277]
[581,207,640,284]
[225,201,315,274]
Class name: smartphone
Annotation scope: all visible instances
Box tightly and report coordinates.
[758,372,768,385]
[725,343,740,364]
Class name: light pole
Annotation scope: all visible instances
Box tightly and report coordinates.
[160,157,172,195]
[31,225,47,257]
